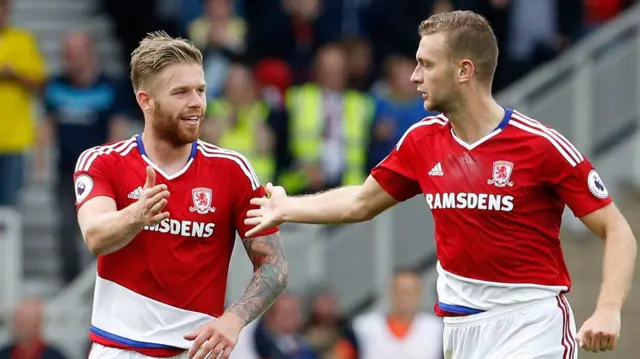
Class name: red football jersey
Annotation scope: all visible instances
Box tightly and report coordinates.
[372,109,612,316]
[73,135,277,356]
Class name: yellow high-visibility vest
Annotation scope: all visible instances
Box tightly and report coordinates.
[282,83,373,193]
[207,99,276,184]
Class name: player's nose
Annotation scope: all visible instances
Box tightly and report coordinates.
[186,91,204,108]
[410,65,422,84]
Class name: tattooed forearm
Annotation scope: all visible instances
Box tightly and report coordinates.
[227,232,288,325]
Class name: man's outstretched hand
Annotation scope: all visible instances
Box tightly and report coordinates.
[244,182,288,237]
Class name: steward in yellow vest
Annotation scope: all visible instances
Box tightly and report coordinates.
[204,98,277,184]
[281,83,374,194]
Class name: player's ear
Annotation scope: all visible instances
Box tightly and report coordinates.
[136,90,154,114]
[458,59,474,84]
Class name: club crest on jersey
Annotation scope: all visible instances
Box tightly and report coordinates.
[189,187,216,214]
[487,161,515,188]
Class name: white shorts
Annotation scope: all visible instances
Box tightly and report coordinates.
[442,295,578,359]
[88,344,189,359]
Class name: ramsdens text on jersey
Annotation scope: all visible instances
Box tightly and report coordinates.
[143,219,216,238]
[425,192,514,211]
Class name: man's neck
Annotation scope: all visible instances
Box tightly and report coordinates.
[69,68,97,88]
[388,312,415,323]
[448,93,505,145]
[140,130,193,175]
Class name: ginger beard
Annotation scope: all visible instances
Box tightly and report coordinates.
[152,98,203,147]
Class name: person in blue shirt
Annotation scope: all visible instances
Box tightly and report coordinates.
[36,31,131,284]
[368,55,438,171]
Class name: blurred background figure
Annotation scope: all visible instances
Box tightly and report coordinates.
[302,288,355,359]
[281,44,373,194]
[37,31,131,285]
[246,0,342,84]
[367,55,438,171]
[0,0,45,207]
[188,0,248,97]
[0,298,68,359]
[340,36,374,92]
[253,292,319,359]
[203,62,278,184]
[334,269,443,359]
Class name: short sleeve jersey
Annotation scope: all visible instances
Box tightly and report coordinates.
[73,135,277,353]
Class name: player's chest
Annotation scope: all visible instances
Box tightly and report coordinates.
[415,143,539,211]
[115,169,234,237]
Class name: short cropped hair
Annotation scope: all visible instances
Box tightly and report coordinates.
[130,31,203,91]
[418,10,498,85]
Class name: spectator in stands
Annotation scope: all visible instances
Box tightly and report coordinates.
[0,298,68,359]
[366,0,434,69]
[367,55,437,171]
[253,58,294,181]
[334,269,443,359]
[188,0,246,51]
[503,0,584,85]
[188,0,247,97]
[253,292,319,359]
[246,0,342,84]
[0,0,46,207]
[340,36,375,92]
[36,31,131,285]
[281,44,373,194]
[303,288,356,359]
[202,63,278,184]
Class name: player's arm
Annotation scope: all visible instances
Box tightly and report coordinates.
[540,140,636,351]
[282,175,399,224]
[226,231,288,325]
[580,203,636,313]
[77,166,169,256]
[245,134,421,236]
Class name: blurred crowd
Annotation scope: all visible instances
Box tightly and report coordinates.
[0,0,637,358]
[1,270,441,359]
[2,0,635,284]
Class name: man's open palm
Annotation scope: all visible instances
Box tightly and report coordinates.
[244,182,287,237]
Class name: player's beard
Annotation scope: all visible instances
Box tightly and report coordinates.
[152,101,202,147]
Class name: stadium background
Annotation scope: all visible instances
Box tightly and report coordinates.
[0,0,640,358]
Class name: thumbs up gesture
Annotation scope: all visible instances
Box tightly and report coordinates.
[131,166,170,225]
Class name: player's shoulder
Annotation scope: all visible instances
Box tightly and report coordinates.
[396,114,449,150]
[507,110,585,166]
[74,136,138,173]
[196,140,261,190]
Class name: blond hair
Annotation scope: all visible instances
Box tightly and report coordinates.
[130,31,203,91]
[418,11,498,85]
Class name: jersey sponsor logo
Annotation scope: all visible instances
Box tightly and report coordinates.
[75,174,93,203]
[587,170,608,199]
[143,219,216,238]
[425,192,514,211]
[189,187,216,214]
[487,160,515,187]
